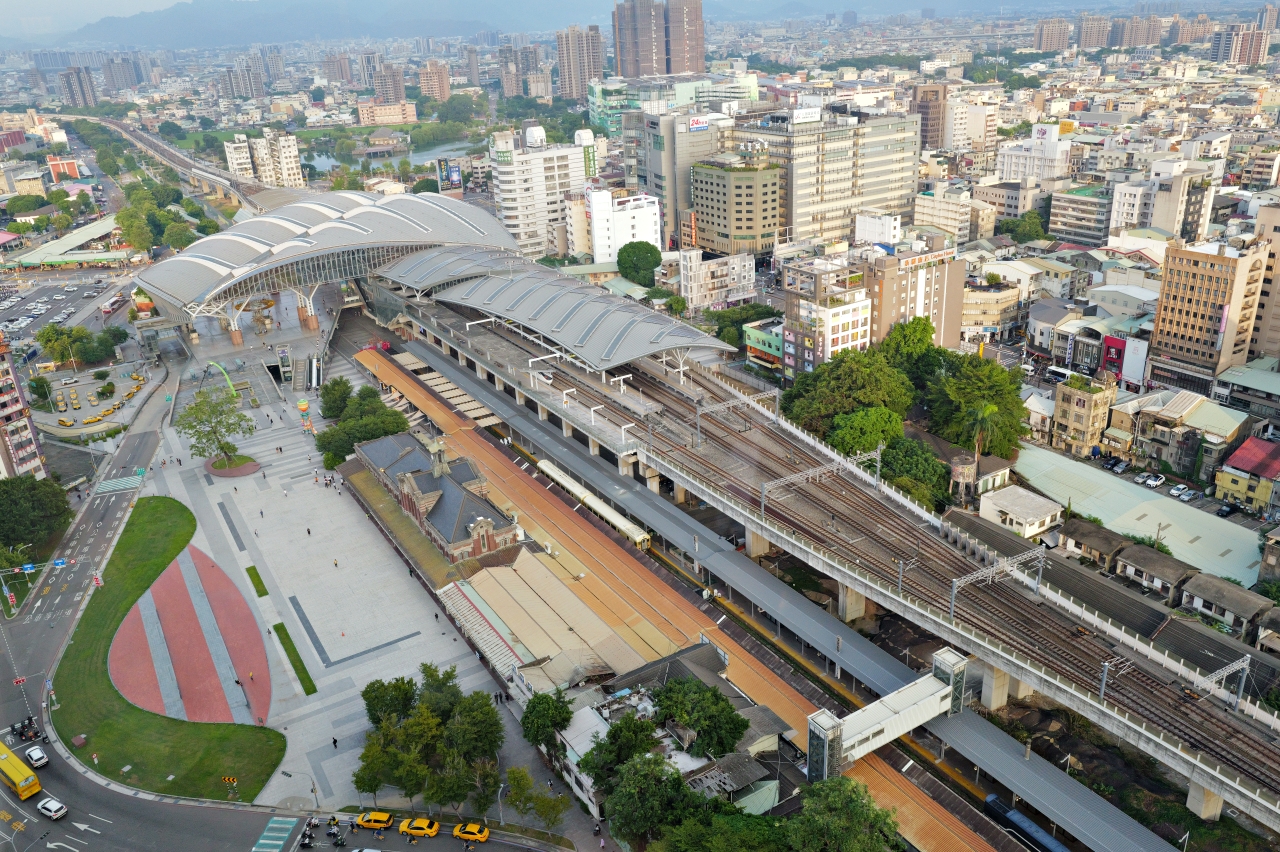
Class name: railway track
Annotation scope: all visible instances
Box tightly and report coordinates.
[520,357,1280,796]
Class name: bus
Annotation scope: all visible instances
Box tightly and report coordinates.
[101,294,126,316]
[0,743,41,800]
[1045,366,1082,385]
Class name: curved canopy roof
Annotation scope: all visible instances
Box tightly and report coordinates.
[136,192,517,313]
[377,245,734,370]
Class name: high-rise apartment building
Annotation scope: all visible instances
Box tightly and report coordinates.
[1262,4,1280,30]
[910,84,950,150]
[780,254,873,379]
[101,57,140,93]
[1166,14,1215,44]
[489,126,602,257]
[613,0,704,77]
[995,123,1072,182]
[690,147,780,256]
[1076,14,1111,49]
[372,65,406,105]
[322,54,352,85]
[467,46,481,86]
[419,60,450,102]
[497,45,520,97]
[1148,239,1269,394]
[556,25,605,102]
[224,129,305,188]
[1108,15,1163,47]
[1034,18,1071,52]
[0,334,46,481]
[1251,205,1280,358]
[1211,24,1271,64]
[565,188,662,262]
[862,235,965,349]
[58,67,97,108]
[355,52,383,87]
[261,46,285,83]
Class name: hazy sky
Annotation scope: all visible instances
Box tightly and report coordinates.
[6,0,185,38]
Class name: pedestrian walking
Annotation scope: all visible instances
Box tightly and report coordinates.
[434,613,438,622]
[249,672,253,681]
[233,486,237,493]
[260,509,264,518]
[177,458,182,466]
[307,528,311,536]
[600,839,605,849]
[333,737,337,748]
[254,530,258,537]
[333,559,338,567]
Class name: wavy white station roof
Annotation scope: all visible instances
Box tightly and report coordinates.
[135,192,517,311]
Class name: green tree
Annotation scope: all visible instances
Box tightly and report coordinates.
[964,401,1001,457]
[605,753,699,844]
[196,218,221,235]
[362,676,418,727]
[506,766,537,825]
[617,241,663,287]
[418,663,464,725]
[881,436,951,509]
[996,210,1046,243]
[668,295,687,317]
[0,475,73,551]
[32,216,49,233]
[47,189,69,204]
[521,688,573,756]
[412,177,439,194]
[157,120,187,140]
[27,376,50,402]
[578,710,656,797]
[35,324,92,365]
[984,272,1002,285]
[398,158,412,184]
[718,325,741,348]
[425,750,474,816]
[784,349,915,436]
[652,813,790,852]
[437,94,477,124]
[174,387,256,467]
[198,116,216,130]
[313,387,409,467]
[925,356,1027,458]
[652,677,749,759]
[878,317,935,373]
[533,791,572,833]
[786,776,902,852]
[5,195,45,215]
[6,222,31,236]
[828,407,904,456]
[97,152,120,176]
[353,739,391,806]
[319,376,353,419]
[443,690,505,762]
[471,757,502,818]
[310,86,325,102]
[163,222,197,249]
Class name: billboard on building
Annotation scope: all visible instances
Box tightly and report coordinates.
[688,116,710,132]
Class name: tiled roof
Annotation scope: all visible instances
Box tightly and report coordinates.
[1224,436,1280,480]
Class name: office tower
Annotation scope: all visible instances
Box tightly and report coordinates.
[1148,239,1269,393]
[843,10,857,26]
[489,126,602,257]
[613,0,704,77]
[1076,15,1111,49]
[1034,18,1071,52]
[910,83,950,150]
[467,46,481,86]
[556,25,605,101]
[1211,24,1271,64]
[355,52,383,87]
[0,335,45,481]
[322,54,352,84]
[57,67,97,108]
[691,145,779,256]
[100,57,139,93]
[848,112,921,219]
[372,65,406,104]
[419,60,450,102]
[637,110,730,248]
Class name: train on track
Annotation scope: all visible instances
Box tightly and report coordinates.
[983,795,1071,852]
[536,459,652,551]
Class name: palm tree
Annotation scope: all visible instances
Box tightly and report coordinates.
[964,402,1000,457]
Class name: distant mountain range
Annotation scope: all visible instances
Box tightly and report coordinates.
[48,0,869,49]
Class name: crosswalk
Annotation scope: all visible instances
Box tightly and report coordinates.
[94,474,144,495]
[251,817,298,852]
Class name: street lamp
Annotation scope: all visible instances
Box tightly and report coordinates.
[20,831,49,852]
[281,770,321,809]
[497,782,507,825]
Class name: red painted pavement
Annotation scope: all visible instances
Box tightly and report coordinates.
[189,547,271,724]
[150,561,232,723]
[107,606,166,716]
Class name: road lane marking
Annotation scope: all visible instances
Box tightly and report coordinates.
[87,814,111,823]
[70,823,99,834]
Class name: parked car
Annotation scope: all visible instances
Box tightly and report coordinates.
[1217,504,1237,517]
[1102,457,1119,470]
[1179,490,1199,502]
[1113,461,1130,475]
[1134,473,1150,485]
[1145,474,1166,488]
[1169,484,1188,497]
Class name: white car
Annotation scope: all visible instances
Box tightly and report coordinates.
[1169,484,1188,497]
[36,798,66,820]
[1133,473,1150,485]
[1145,474,1166,488]
[24,745,47,768]
[52,295,65,300]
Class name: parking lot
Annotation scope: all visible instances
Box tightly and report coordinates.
[0,274,131,348]
[1089,453,1270,531]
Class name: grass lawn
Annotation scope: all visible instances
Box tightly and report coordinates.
[50,496,286,800]
[272,623,316,695]
[211,454,255,470]
[245,565,268,598]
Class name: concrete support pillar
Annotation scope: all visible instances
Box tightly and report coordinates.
[674,485,688,505]
[982,665,1010,711]
[477,365,487,381]
[562,419,573,438]
[1187,781,1224,821]
[645,467,660,494]
[515,389,526,406]
[537,403,549,422]
[495,376,504,392]
[746,529,770,559]
[1009,677,1034,700]
[837,584,866,622]
[296,300,319,331]
[589,437,600,457]
[834,665,842,680]
[618,454,635,477]
[229,328,243,345]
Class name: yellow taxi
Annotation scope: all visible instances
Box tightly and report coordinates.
[83,416,102,424]
[399,818,440,838]
[129,373,142,381]
[131,384,142,393]
[56,401,67,413]
[123,391,136,401]
[452,823,490,843]
[88,395,98,406]
[355,812,394,830]
[71,399,81,410]
[57,418,74,427]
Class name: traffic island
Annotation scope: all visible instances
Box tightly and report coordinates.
[204,454,260,477]
[49,496,285,800]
